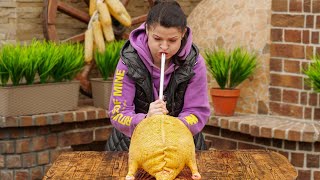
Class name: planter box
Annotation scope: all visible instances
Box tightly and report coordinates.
[0,81,80,117]
[91,78,113,109]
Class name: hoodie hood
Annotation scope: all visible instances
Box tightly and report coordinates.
[129,23,193,72]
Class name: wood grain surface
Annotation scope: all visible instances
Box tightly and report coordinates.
[43,150,297,180]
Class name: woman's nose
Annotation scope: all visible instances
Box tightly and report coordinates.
[160,41,169,50]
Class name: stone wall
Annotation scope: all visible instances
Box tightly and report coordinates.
[0,0,202,44]
[0,0,17,45]
[188,0,320,122]
[188,0,271,115]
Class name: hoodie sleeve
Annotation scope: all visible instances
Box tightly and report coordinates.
[108,59,147,137]
[178,54,211,135]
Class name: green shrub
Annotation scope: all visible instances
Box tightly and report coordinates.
[0,44,14,86]
[0,40,84,86]
[204,47,258,89]
[25,40,46,84]
[304,54,320,92]
[95,40,125,80]
[37,41,62,84]
[0,44,28,86]
[51,43,84,82]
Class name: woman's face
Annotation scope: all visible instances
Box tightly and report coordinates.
[147,24,186,67]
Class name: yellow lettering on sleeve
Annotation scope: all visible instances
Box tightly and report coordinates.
[112,99,121,114]
[113,69,125,97]
[112,113,123,122]
[185,114,198,125]
[124,116,132,126]
[111,113,132,126]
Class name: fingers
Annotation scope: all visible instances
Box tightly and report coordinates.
[147,100,168,117]
[154,100,168,114]
[153,100,167,109]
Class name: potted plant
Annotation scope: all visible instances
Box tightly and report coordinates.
[204,47,257,116]
[304,54,320,92]
[0,40,84,116]
[91,40,125,109]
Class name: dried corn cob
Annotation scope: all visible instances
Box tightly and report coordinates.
[89,0,97,16]
[92,20,105,53]
[84,27,94,63]
[97,0,115,42]
[105,0,132,27]
[101,23,115,42]
[97,0,111,25]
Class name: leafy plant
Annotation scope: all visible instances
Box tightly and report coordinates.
[38,41,62,83]
[205,47,257,89]
[51,43,84,82]
[0,40,85,86]
[0,62,9,86]
[95,40,125,80]
[0,44,28,86]
[0,45,11,86]
[24,40,45,84]
[304,54,320,92]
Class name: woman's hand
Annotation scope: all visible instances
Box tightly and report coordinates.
[146,99,168,117]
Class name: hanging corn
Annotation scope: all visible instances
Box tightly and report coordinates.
[89,0,97,17]
[97,0,115,42]
[101,22,115,42]
[84,0,132,64]
[92,20,106,53]
[84,27,94,64]
[105,0,132,27]
[97,0,111,25]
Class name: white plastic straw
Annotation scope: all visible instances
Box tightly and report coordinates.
[159,53,166,100]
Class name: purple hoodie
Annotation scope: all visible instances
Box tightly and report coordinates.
[109,23,210,137]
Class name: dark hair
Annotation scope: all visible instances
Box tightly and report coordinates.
[146,0,189,65]
[146,0,187,31]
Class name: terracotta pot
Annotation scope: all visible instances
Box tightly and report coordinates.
[210,88,240,116]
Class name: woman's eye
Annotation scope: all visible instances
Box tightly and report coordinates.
[169,39,177,43]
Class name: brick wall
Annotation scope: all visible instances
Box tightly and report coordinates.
[0,108,112,180]
[207,115,320,180]
[4,110,314,180]
[270,0,320,120]
[204,126,320,180]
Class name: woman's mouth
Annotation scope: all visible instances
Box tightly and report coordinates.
[160,52,168,57]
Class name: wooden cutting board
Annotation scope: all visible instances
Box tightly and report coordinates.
[43,150,297,180]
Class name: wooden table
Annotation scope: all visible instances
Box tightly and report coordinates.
[43,150,297,180]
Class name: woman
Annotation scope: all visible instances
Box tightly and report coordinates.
[105,0,210,151]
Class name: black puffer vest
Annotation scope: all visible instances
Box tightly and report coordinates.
[122,41,198,115]
[105,41,207,151]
